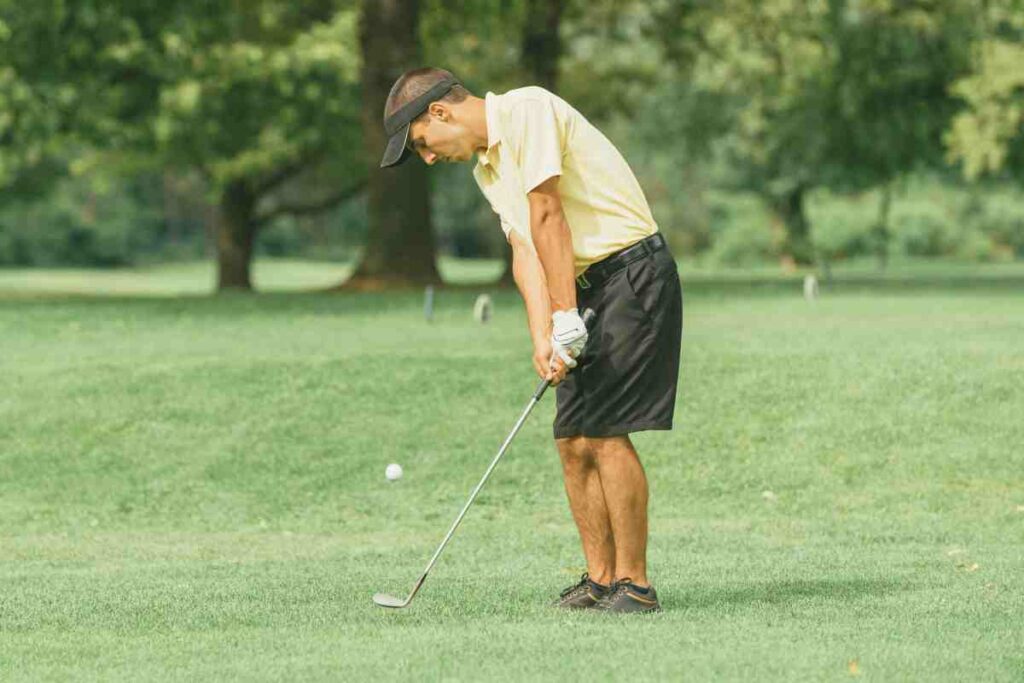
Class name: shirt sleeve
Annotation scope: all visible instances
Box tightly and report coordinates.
[506,97,564,194]
[499,216,513,243]
[481,200,527,246]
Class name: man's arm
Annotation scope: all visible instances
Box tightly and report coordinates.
[508,229,568,384]
[527,176,576,314]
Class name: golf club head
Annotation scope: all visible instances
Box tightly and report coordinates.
[372,592,408,609]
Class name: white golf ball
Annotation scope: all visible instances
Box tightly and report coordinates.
[385,463,403,481]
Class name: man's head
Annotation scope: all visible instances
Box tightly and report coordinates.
[380,67,480,168]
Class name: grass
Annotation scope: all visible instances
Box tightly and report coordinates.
[1,256,1022,297]
[1,261,1022,681]
[0,257,504,297]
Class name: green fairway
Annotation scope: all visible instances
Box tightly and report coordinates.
[1,257,1022,297]
[1,267,1022,681]
[0,257,509,297]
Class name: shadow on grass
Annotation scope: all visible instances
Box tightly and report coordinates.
[678,577,907,611]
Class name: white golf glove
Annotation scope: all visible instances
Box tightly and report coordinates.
[550,308,588,369]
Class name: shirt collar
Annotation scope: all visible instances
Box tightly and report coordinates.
[476,91,501,168]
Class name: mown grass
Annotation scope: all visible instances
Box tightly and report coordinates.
[1,256,1022,296]
[1,262,1022,681]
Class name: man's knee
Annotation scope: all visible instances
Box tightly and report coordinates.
[556,436,596,472]
[588,435,636,461]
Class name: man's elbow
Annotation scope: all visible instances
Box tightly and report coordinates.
[528,181,564,228]
[530,200,564,233]
[532,207,560,227]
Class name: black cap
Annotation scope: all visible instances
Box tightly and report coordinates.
[380,75,460,168]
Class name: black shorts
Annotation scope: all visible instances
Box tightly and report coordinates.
[553,235,683,439]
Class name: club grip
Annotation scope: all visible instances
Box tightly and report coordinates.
[532,307,597,401]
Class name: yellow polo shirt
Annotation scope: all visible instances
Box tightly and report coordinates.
[472,87,659,276]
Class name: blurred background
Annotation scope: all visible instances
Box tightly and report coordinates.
[1,0,1022,293]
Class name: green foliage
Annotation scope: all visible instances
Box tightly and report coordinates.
[559,1,662,120]
[151,8,362,186]
[699,178,1024,267]
[676,0,833,193]
[0,171,162,266]
[1,1,363,191]
[642,0,980,265]
[889,201,961,258]
[962,188,1024,258]
[819,0,978,190]
[255,199,366,262]
[806,190,877,261]
[0,3,72,189]
[704,192,779,266]
[2,0,1022,271]
[421,0,524,94]
[946,1,1024,180]
[429,164,506,258]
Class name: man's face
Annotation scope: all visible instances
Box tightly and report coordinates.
[407,106,475,165]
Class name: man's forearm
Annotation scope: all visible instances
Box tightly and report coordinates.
[530,212,577,313]
[512,243,552,347]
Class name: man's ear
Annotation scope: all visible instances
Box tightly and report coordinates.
[428,101,450,122]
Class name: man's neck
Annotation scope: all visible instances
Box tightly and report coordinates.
[463,96,490,153]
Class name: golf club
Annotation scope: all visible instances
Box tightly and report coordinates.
[373,308,596,609]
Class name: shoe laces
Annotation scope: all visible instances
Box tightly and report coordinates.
[559,572,591,599]
[594,578,633,609]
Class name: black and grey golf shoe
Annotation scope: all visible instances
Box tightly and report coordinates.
[553,573,612,609]
[593,579,661,614]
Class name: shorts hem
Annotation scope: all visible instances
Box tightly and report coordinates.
[553,419,673,440]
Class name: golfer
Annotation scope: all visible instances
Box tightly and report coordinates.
[380,68,682,614]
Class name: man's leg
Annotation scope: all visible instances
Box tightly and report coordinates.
[590,435,649,587]
[556,436,616,585]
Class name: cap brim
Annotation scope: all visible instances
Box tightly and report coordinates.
[380,123,412,168]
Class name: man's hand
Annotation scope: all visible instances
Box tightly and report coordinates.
[551,308,588,369]
[533,338,569,386]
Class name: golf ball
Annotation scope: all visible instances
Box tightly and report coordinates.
[385,463,403,481]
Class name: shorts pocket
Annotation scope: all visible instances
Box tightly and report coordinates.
[625,255,678,323]
[624,258,660,324]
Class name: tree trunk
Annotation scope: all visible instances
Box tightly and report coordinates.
[770,185,814,266]
[349,0,440,289]
[498,0,564,287]
[216,180,257,291]
[522,0,564,91]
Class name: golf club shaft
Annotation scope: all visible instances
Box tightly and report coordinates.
[389,308,593,607]
[406,377,551,601]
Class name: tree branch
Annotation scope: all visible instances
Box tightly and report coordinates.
[253,149,325,196]
[253,179,367,227]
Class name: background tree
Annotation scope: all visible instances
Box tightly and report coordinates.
[818,0,977,268]
[347,0,440,289]
[946,0,1024,182]
[649,0,977,267]
[3,0,366,290]
[0,2,77,199]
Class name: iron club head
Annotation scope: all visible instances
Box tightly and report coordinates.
[372,592,408,609]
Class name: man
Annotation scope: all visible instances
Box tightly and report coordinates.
[379,68,682,614]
